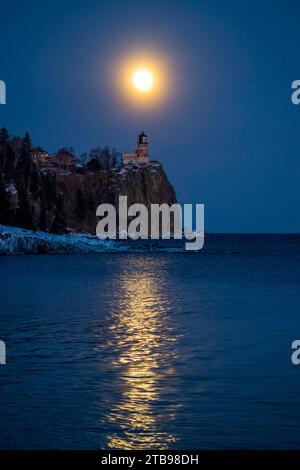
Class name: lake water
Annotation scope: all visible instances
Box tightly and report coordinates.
[1,234,300,449]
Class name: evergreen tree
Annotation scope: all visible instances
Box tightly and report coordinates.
[0,128,10,171]
[10,137,23,178]
[0,127,9,144]
[39,187,47,231]
[0,174,11,225]
[87,157,102,171]
[30,170,40,199]
[16,178,33,229]
[19,131,33,187]
[51,194,66,233]
[43,174,57,211]
[22,131,32,154]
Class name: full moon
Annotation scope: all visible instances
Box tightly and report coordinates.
[132,69,154,92]
[114,51,170,107]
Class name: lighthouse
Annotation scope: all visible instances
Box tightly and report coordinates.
[137,131,148,160]
[123,131,150,165]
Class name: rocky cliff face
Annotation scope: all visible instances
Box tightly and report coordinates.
[2,161,177,235]
[57,162,177,233]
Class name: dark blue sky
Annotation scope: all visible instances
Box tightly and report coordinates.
[1,0,300,232]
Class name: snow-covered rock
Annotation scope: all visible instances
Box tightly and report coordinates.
[0,225,184,254]
[0,225,123,254]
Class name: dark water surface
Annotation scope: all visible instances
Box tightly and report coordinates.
[1,234,300,449]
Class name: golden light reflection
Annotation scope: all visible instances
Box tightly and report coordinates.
[105,258,180,450]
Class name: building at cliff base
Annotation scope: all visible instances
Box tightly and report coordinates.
[123,131,149,165]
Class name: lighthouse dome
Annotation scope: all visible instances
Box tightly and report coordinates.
[138,131,147,144]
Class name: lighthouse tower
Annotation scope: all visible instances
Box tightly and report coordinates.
[137,131,149,161]
[123,131,150,164]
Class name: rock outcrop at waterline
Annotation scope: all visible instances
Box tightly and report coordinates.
[1,160,177,234]
[0,224,185,255]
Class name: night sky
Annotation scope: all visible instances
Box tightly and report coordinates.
[1,0,300,232]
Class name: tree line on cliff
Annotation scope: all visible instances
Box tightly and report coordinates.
[0,128,122,232]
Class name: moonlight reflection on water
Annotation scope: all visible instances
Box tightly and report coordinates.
[104,258,181,449]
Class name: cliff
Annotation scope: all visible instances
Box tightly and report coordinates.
[1,161,177,235]
[0,128,177,235]
[57,161,177,233]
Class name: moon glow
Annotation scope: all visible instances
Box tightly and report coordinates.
[132,69,154,92]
